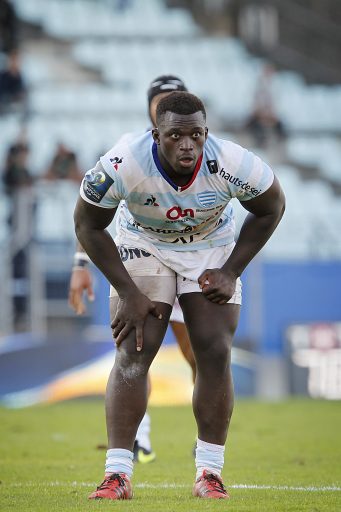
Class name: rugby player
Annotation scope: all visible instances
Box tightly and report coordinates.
[69,76,196,464]
[74,91,285,500]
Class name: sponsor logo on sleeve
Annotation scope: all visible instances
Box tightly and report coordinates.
[83,169,114,203]
[219,169,261,197]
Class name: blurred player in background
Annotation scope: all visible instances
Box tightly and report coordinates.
[74,91,285,500]
[68,76,196,464]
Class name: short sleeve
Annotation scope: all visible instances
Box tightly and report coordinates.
[79,160,117,208]
[234,149,274,201]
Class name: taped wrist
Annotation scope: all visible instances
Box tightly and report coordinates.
[73,251,90,268]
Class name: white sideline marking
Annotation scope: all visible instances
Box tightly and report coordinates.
[230,484,341,492]
[7,481,341,492]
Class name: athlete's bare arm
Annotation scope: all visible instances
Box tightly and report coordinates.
[74,197,162,350]
[199,176,285,304]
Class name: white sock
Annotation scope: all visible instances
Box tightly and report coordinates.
[195,438,225,480]
[135,412,151,451]
[105,448,134,478]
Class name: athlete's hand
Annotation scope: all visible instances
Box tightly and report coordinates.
[112,292,162,352]
[198,268,237,305]
[68,267,95,315]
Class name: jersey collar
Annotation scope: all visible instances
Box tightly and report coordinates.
[152,142,203,192]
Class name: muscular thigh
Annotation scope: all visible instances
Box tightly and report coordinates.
[110,297,172,361]
[109,268,175,365]
[179,292,240,353]
[110,248,177,306]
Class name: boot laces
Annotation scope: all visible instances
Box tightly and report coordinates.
[204,473,226,495]
[97,473,126,491]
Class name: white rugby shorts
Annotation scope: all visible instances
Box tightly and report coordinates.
[109,241,242,307]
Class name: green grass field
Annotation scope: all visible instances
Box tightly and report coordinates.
[1,398,340,511]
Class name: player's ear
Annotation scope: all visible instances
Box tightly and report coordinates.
[152,128,160,145]
[205,127,208,140]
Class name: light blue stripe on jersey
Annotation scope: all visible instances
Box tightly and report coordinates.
[258,161,275,191]
[129,131,156,177]
[236,149,255,181]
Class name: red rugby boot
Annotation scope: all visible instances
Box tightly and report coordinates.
[193,470,229,499]
[88,473,133,500]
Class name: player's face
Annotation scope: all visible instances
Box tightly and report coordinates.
[153,111,207,177]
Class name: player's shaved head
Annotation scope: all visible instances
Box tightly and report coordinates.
[156,92,206,125]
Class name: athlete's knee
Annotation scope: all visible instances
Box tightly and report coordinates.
[115,331,160,361]
[194,334,232,368]
[211,343,232,374]
[193,334,232,359]
[115,348,151,381]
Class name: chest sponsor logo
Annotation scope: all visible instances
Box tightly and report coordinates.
[206,159,219,174]
[83,169,114,203]
[166,206,195,220]
[197,191,217,207]
[110,156,123,171]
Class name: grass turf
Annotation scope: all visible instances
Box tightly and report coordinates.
[0,398,340,511]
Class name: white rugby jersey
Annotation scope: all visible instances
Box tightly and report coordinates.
[80,131,274,251]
